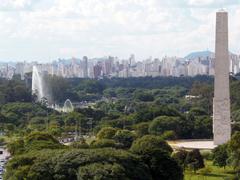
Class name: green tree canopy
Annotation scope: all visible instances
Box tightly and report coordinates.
[97,127,117,140]
[113,130,136,149]
[213,144,228,168]
[185,149,205,173]
[130,135,173,155]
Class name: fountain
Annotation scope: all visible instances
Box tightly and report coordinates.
[50,100,74,113]
[32,66,45,102]
[63,99,74,113]
[32,65,52,104]
[32,66,74,113]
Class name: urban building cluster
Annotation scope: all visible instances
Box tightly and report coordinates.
[0,51,240,80]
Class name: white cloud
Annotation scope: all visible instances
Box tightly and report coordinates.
[187,0,238,7]
[0,0,32,10]
[0,0,240,61]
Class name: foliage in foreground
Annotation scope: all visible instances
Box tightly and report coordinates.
[4,147,183,180]
[4,132,183,180]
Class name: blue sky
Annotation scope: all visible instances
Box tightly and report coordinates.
[0,0,240,62]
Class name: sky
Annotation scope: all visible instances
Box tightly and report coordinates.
[0,0,240,62]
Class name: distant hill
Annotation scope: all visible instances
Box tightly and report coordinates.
[184,50,214,59]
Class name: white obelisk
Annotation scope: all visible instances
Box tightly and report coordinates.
[213,10,231,145]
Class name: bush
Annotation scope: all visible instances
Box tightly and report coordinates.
[212,144,228,168]
[172,149,188,169]
[133,122,149,137]
[71,140,89,149]
[161,130,177,140]
[90,139,117,148]
[97,127,117,139]
[7,132,64,155]
[113,130,136,149]
[201,151,213,161]
[185,149,205,173]
[0,137,5,146]
[25,132,59,144]
[7,139,25,155]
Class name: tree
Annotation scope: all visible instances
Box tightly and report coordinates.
[5,149,151,180]
[185,149,205,173]
[10,132,65,154]
[65,112,84,126]
[83,80,105,94]
[160,130,177,140]
[134,122,149,137]
[213,144,228,168]
[228,132,240,177]
[141,149,183,180]
[0,137,5,146]
[130,135,173,155]
[192,116,212,139]
[103,88,116,98]
[77,163,128,180]
[113,130,136,149]
[90,139,117,148]
[134,90,154,102]
[148,116,180,136]
[7,139,25,155]
[131,135,182,180]
[71,139,89,149]
[172,149,188,170]
[96,127,117,139]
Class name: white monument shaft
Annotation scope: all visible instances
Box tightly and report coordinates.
[213,11,231,145]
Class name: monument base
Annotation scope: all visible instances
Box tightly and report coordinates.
[168,139,217,150]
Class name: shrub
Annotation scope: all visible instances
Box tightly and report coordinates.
[97,127,117,139]
[90,139,117,148]
[212,144,228,168]
[25,132,59,144]
[133,122,149,137]
[161,130,177,140]
[71,141,89,149]
[172,149,188,169]
[113,130,136,149]
[201,151,213,161]
[185,149,205,173]
[0,137,5,146]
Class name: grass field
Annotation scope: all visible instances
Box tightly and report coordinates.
[185,161,235,180]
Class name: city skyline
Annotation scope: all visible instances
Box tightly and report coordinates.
[0,0,240,62]
[1,49,240,80]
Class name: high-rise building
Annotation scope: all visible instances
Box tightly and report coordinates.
[82,56,88,78]
[93,63,102,78]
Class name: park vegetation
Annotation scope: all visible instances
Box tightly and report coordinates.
[1,74,240,179]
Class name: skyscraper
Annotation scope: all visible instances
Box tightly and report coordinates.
[82,56,88,78]
[213,10,231,145]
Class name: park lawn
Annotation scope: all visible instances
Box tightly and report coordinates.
[185,160,235,180]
